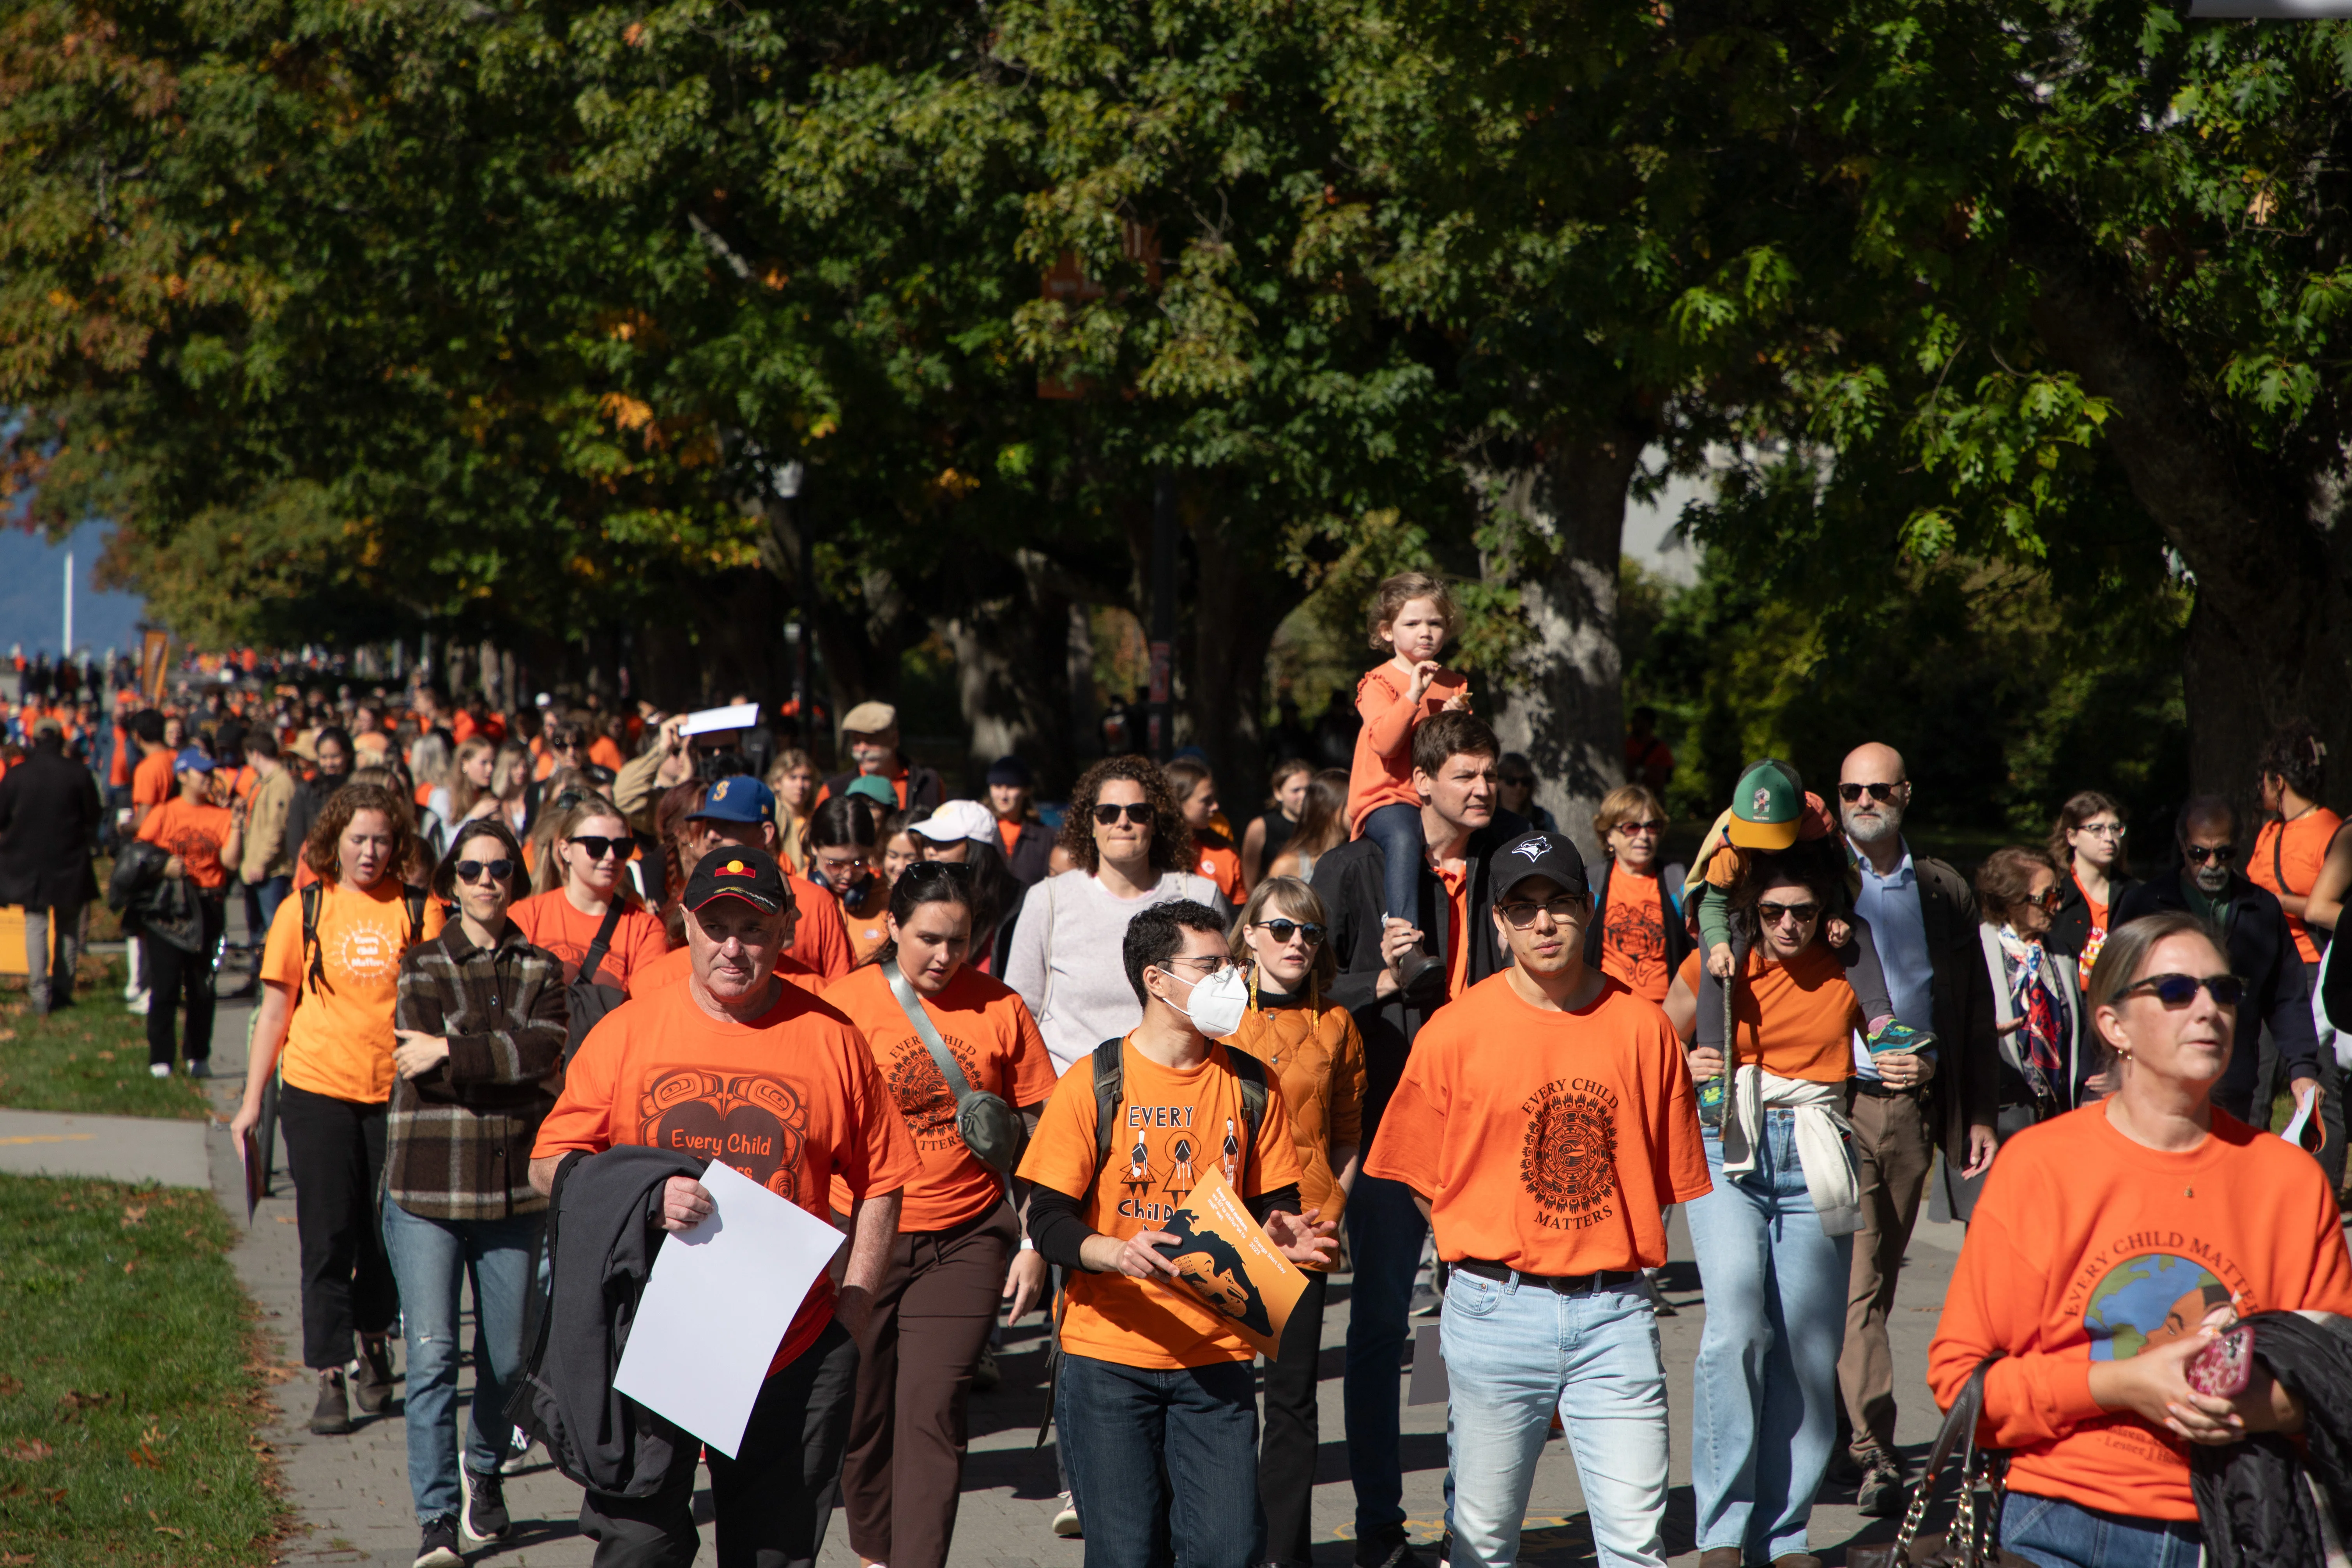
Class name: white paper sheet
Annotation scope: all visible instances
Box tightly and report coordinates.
[2283,1084,2321,1151]
[680,701,762,737]
[611,1160,844,1457]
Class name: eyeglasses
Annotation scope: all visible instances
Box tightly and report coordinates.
[1093,802,1153,826]
[1161,955,1232,974]
[1498,895,1586,928]
[1253,918,1325,946]
[567,835,635,862]
[454,859,514,884]
[1838,781,1904,803]
[2075,822,2127,840]
[1756,900,1823,926]
[1611,819,1668,836]
[2183,843,2238,865]
[2118,972,2247,1009]
[813,852,870,877]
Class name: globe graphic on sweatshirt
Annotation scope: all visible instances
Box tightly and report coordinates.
[2083,1253,2230,1362]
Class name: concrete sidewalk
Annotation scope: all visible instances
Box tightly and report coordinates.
[196,978,1967,1567]
[0,1103,210,1186]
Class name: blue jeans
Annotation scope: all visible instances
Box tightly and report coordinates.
[1343,1171,1431,1538]
[380,1199,541,1523]
[1684,1114,1853,1561]
[1056,1352,1259,1568]
[252,874,292,939]
[1440,1271,1668,1568]
[1362,802,1426,925]
[2002,1492,2203,1568]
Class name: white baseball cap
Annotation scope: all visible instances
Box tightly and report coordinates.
[912,799,997,845]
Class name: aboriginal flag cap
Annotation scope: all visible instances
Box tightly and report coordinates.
[683,844,789,916]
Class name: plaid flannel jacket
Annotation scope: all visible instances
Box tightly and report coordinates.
[387,919,570,1221]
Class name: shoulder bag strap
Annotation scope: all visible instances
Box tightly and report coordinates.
[577,898,626,989]
[884,957,983,1108]
[301,881,327,995]
[1882,1354,2001,1563]
[1089,1036,1125,1180]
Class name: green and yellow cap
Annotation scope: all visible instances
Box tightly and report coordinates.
[1726,759,1803,851]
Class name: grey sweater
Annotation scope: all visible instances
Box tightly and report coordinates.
[1004,869,1228,1073]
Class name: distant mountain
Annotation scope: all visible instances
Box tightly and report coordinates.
[0,521,147,657]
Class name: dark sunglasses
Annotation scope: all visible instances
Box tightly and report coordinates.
[905,860,972,883]
[567,834,635,862]
[1254,918,1325,946]
[1499,774,1535,788]
[1498,895,1586,928]
[1093,802,1153,826]
[1838,781,1903,803]
[2184,843,2238,865]
[1612,819,1668,835]
[1757,900,1823,925]
[2119,972,2247,1009]
[454,858,515,884]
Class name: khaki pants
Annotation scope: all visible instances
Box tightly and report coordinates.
[1838,1086,1934,1459]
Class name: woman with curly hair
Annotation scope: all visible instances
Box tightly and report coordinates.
[226,782,446,1439]
[1005,754,1227,1075]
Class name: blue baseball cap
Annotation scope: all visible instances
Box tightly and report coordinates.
[689,774,775,825]
[175,747,216,774]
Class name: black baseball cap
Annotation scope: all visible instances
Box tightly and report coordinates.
[1488,830,1590,902]
[683,844,791,916]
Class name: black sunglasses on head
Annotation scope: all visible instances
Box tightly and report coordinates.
[1093,802,1153,826]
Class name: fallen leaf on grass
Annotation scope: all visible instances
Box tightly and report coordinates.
[120,1204,145,1227]
[57,1390,112,1417]
[122,1258,137,1275]
[2,1439,52,1461]
[152,1527,183,1539]
[0,1377,20,1397]
[130,1444,163,1471]
[4,1550,33,1563]
[93,1049,113,1061]
[273,1216,296,1225]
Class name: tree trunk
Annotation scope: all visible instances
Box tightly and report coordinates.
[941,549,1078,794]
[1181,492,1304,811]
[1481,424,1649,861]
[2021,225,2352,822]
[757,495,917,748]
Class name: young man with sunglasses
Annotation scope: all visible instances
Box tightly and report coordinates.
[1834,741,1998,1516]
[1368,831,1709,1568]
[2115,795,2327,1153]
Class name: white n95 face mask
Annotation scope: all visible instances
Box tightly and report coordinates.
[1171,963,1250,1038]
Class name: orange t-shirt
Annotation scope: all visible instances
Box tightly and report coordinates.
[788,872,853,981]
[1016,1038,1304,1369]
[509,889,673,994]
[137,797,235,891]
[1700,943,1861,1082]
[589,735,626,773]
[260,879,446,1104]
[2252,809,2344,964]
[822,963,1058,1230]
[1195,835,1245,905]
[1599,868,1672,1003]
[1345,661,1469,831]
[108,725,133,788]
[1367,970,1710,1275]
[841,890,892,971]
[631,943,820,997]
[2073,872,2112,971]
[131,748,175,811]
[1929,1104,2352,1520]
[1439,859,1470,1002]
[997,818,1021,856]
[534,980,922,1375]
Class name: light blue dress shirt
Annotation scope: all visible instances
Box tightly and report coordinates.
[1850,837,1935,1079]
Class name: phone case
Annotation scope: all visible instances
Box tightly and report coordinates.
[2186,1325,2254,1398]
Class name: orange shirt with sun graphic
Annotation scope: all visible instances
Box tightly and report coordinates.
[259,879,446,1104]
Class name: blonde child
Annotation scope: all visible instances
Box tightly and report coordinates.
[1345,571,1474,952]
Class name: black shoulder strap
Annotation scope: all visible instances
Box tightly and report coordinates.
[577,897,627,988]
[300,882,328,995]
[403,887,428,946]
[1226,1046,1268,1178]
[1089,1037,1125,1181]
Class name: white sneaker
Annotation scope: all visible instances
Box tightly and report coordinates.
[500,1437,537,1475]
[1052,1492,1081,1538]
[126,992,150,1016]
[149,1062,170,1078]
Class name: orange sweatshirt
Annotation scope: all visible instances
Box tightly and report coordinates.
[1929,1103,2352,1520]
[1345,661,1468,834]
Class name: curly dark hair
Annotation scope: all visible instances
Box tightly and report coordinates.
[1058,755,1195,877]
[2258,718,2326,803]
[1726,837,1847,948]
[301,781,419,887]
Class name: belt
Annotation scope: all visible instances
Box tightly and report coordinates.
[1455,1259,1642,1294]
[1849,1077,1919,1099]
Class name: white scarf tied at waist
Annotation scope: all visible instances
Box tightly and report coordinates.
[1720,1068,1862,1237]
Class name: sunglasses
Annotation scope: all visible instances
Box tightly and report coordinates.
[1612,819,1668,835]
[1498,895,1585,928]
[567,834,635,862]
[2119,972,2247,1009]
[1838,781,1903,803]
[454,858,515,884]
[1254,918,1325,946]
[1757,900,1823,926]
[1093,802,1154,826]
[1499,774,1535,788]
[2183,843,2238,865]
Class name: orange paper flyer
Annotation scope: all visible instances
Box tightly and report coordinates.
[1150,1165,1310,1359]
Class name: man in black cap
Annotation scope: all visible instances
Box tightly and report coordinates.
[531,845,920,1567]
[1367,830,1709,1568]
[983,756,1054,884]
[0,715,102,1014]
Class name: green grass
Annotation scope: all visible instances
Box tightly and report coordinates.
[0,1175,284,1566]
[0,958,214,1122]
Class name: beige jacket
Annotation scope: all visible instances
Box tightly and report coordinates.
[240,765,299,882]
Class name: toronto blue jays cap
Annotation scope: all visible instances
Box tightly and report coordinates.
[1488,829,1589,902]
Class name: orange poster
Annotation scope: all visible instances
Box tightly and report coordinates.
[1152,1165,1310,1360]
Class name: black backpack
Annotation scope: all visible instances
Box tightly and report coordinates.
[562,899,629,1064]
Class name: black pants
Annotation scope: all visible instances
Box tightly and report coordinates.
[144,896,223,1069]
[581,1318,859,1568]
[277,1082,398,1368]
[1259,1268,1330,1567]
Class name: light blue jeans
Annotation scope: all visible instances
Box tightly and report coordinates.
[380,1198,541,1523]
[2001,1492,2203,1568]
[1439,1269,1668,1568]
[1685,1112,1853,1561]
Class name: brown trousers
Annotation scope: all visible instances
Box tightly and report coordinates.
[840,1203,1016,1568]
[1838,1086,1934,1458]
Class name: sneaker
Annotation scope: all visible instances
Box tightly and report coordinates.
[126,991,149,1015]
[501,1434,537,1475]
[972,1343,1001,1393]
[184,1058,212,1079]
[1353,1524,1428,1568]
[1052,1491,1081,1538]
[460,1465,510,1543]
[414,1513,463,1568]
[1864,1019,1937,1060]
[1640,1269,1678,1318]
[350,1338,394,1415]
[148,1062,170,1078]
[1855,1448,1907,1517]
[310,1368,352,1435]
